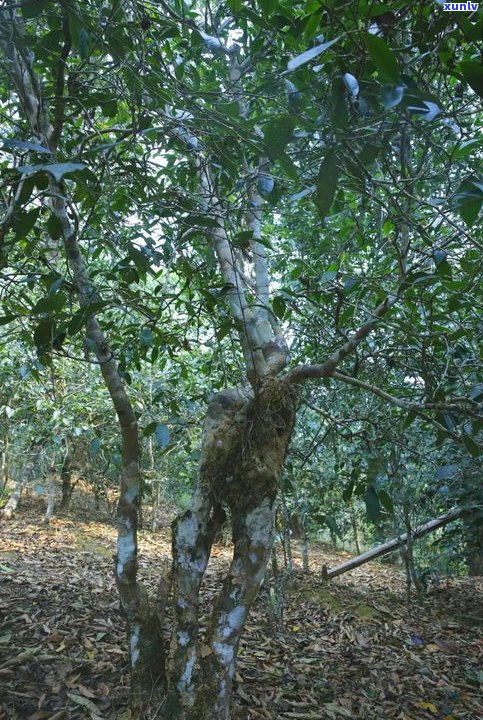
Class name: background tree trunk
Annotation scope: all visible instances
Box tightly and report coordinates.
[468,523,483,576]
[1,475,28,520]
[60,449,73,511]
[1,432,9,491]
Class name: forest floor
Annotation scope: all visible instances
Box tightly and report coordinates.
[1,491,482,720]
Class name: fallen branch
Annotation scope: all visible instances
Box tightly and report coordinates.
[323,507,463,580]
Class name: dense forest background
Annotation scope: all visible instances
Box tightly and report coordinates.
[0,0,482,719]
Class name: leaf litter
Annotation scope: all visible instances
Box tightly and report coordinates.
[0,495,482,720]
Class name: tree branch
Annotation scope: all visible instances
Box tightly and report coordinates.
[285,294,398,383]
[332,371,481,417]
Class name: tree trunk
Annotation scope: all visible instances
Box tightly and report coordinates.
[60,450,73,511]
[350,505,361,555]
[280,494,294,573]
[468,553,483,577]
[293,492,309,572]
[1,431,8,491]
[161,378,296,719]
[1,449,37,520]
[468,522,483,576]
[1,475,28,520]
[44,472,56,524]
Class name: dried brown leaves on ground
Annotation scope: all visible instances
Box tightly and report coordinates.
[1,495,482,720]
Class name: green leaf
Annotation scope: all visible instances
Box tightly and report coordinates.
[403,411,417,429]
[364,34,400,84]
[47,214,63,240]
[325,515,343,540]
[232,230,254,247]
[16,163,87,182]
[33,295,66,314]
[342,478,355,502]
[217,101,240,119]
[459,60,483,98]
[316,150,339,220]
[33,319,54,351]
[140,327,154,347]
[263,115,296,156]
[463,435,481,458]
[143,421,158,437]
[21,0,48,18]
[378,489,394,514]
[258,0,278,17]
[453,178,483,227]
[435,464,459,480]
[154,423,170,449]
[287,37,339,72]
[365,485,380,522]
[381,85,405,108]
[78,28,90,60]
[2,138,52,154]
[254,235,274,250]
[14,208,40,240]
[90,438,101,456]
[272,296,286,320]
[129,247,151,276]
[359,142,381,166]
[67,301,108,336]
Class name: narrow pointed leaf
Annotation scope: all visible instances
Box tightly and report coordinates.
[2,138,52,154]
[287,37,339,72]
[316,150,339,219]
[364,34,400,84]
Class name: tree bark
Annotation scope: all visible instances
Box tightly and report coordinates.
[467,521,483,577]
[1,448,37,520]
[60,446,73,511]
[1,475,28,520]
[350,505,361,555]
[162,378,296,719]
[0,12,166,710]
[281,494,294,573]
[1,432,8,491]
[44,470,56,524]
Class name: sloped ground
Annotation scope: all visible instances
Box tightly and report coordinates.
[1,494,482,720]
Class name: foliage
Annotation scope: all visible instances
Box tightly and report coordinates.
[1,1,482,716]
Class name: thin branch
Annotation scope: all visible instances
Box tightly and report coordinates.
[332,370,481,419]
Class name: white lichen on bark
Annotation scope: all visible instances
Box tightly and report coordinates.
[177,631,190,646]
[117,532,135,576]
[213,641,235,666]
[246,498,273,547]
[226,605,247,630]
[175,513,198,548]
[130,623,141,667]
[177,653,196,692]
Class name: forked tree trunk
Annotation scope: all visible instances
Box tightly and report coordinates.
[160,378,296,720]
